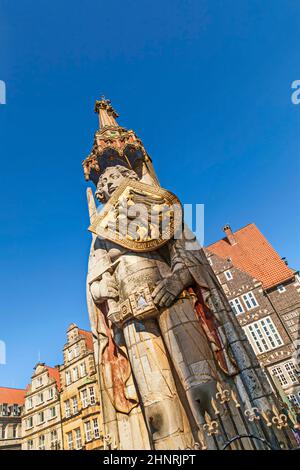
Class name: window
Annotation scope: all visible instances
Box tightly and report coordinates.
[84,421,92,442]
[80,362,86,377]
[284,361,298,383]
[48,387,54,400]
[277,285,286,293]
[38,392,44,404]
[81,389,89,408]
[27,397,33,409]
[36,376,43,388]
[224,270,233,280]
[27,416,33,429]
[68,349,73,361]
[75,428,82,449]
[244,317,283,355]
[72,396,78,414]
[49,406,56,419]
[38,435,45,450]
[73,367,79,382]
[13,424,18,438]
[12,425,17,438]
[50,430,58,448]
[1,404,8,416]
[262,317,283,347]
[89,387,96,405]
[38,411,45,424]
[67,431,73,450]
[288,394,300,408]
[13,404,19,416]
[93,418,100,439]
[242,292,259,310]
[65,400,71,418]
[65,371,71,386]
[229,298,245,315]
[270,360,299,388]
[271,366,288,386]
[27,439,33,450]
[74,344,80,357]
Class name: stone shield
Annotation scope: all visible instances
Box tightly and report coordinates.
[88,179,183,252]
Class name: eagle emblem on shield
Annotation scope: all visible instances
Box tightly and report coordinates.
[88,179,183,252]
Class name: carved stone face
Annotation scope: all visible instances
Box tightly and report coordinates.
[96,165,139,202]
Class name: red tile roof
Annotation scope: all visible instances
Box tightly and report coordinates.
[45,366,61,391]
[78,329,94,352]
[207,223,295,289]
[0,387,26,405]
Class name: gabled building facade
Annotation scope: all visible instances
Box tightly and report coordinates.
[0,387,25,450]
[59,324,102,450]
[21,363,63,450]
[206,223,300,408]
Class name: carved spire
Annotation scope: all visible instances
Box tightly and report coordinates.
[94,96,119,129]
[82,97,159,187]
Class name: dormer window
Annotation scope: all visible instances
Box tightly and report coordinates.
[277,285,286,294]
[1,404,8,416]
[225,270,233,280]
[13,404,20,416]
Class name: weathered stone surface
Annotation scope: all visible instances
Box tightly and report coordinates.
[84,99,295,450]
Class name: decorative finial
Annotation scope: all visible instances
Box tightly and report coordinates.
[94,96,119,129]
[100,94,111,104]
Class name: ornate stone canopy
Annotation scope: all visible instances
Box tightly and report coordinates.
[82,98,153,185]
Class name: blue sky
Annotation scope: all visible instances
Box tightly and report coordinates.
[0,0,299,389]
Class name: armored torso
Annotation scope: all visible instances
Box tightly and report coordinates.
[93,237,173,323]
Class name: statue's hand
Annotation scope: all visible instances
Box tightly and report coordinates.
[152,269,193,308]
[151,278,177,307]
[90,278,119,304]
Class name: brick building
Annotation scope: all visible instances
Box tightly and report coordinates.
[21,364,63,450]
[59,324,103,450]
[0,387,25,450]
[206,223,300,407]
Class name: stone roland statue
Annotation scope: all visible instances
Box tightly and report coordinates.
[88,165,231,449]
[83,98,295,450]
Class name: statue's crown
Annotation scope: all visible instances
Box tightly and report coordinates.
[82,97,151,185]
